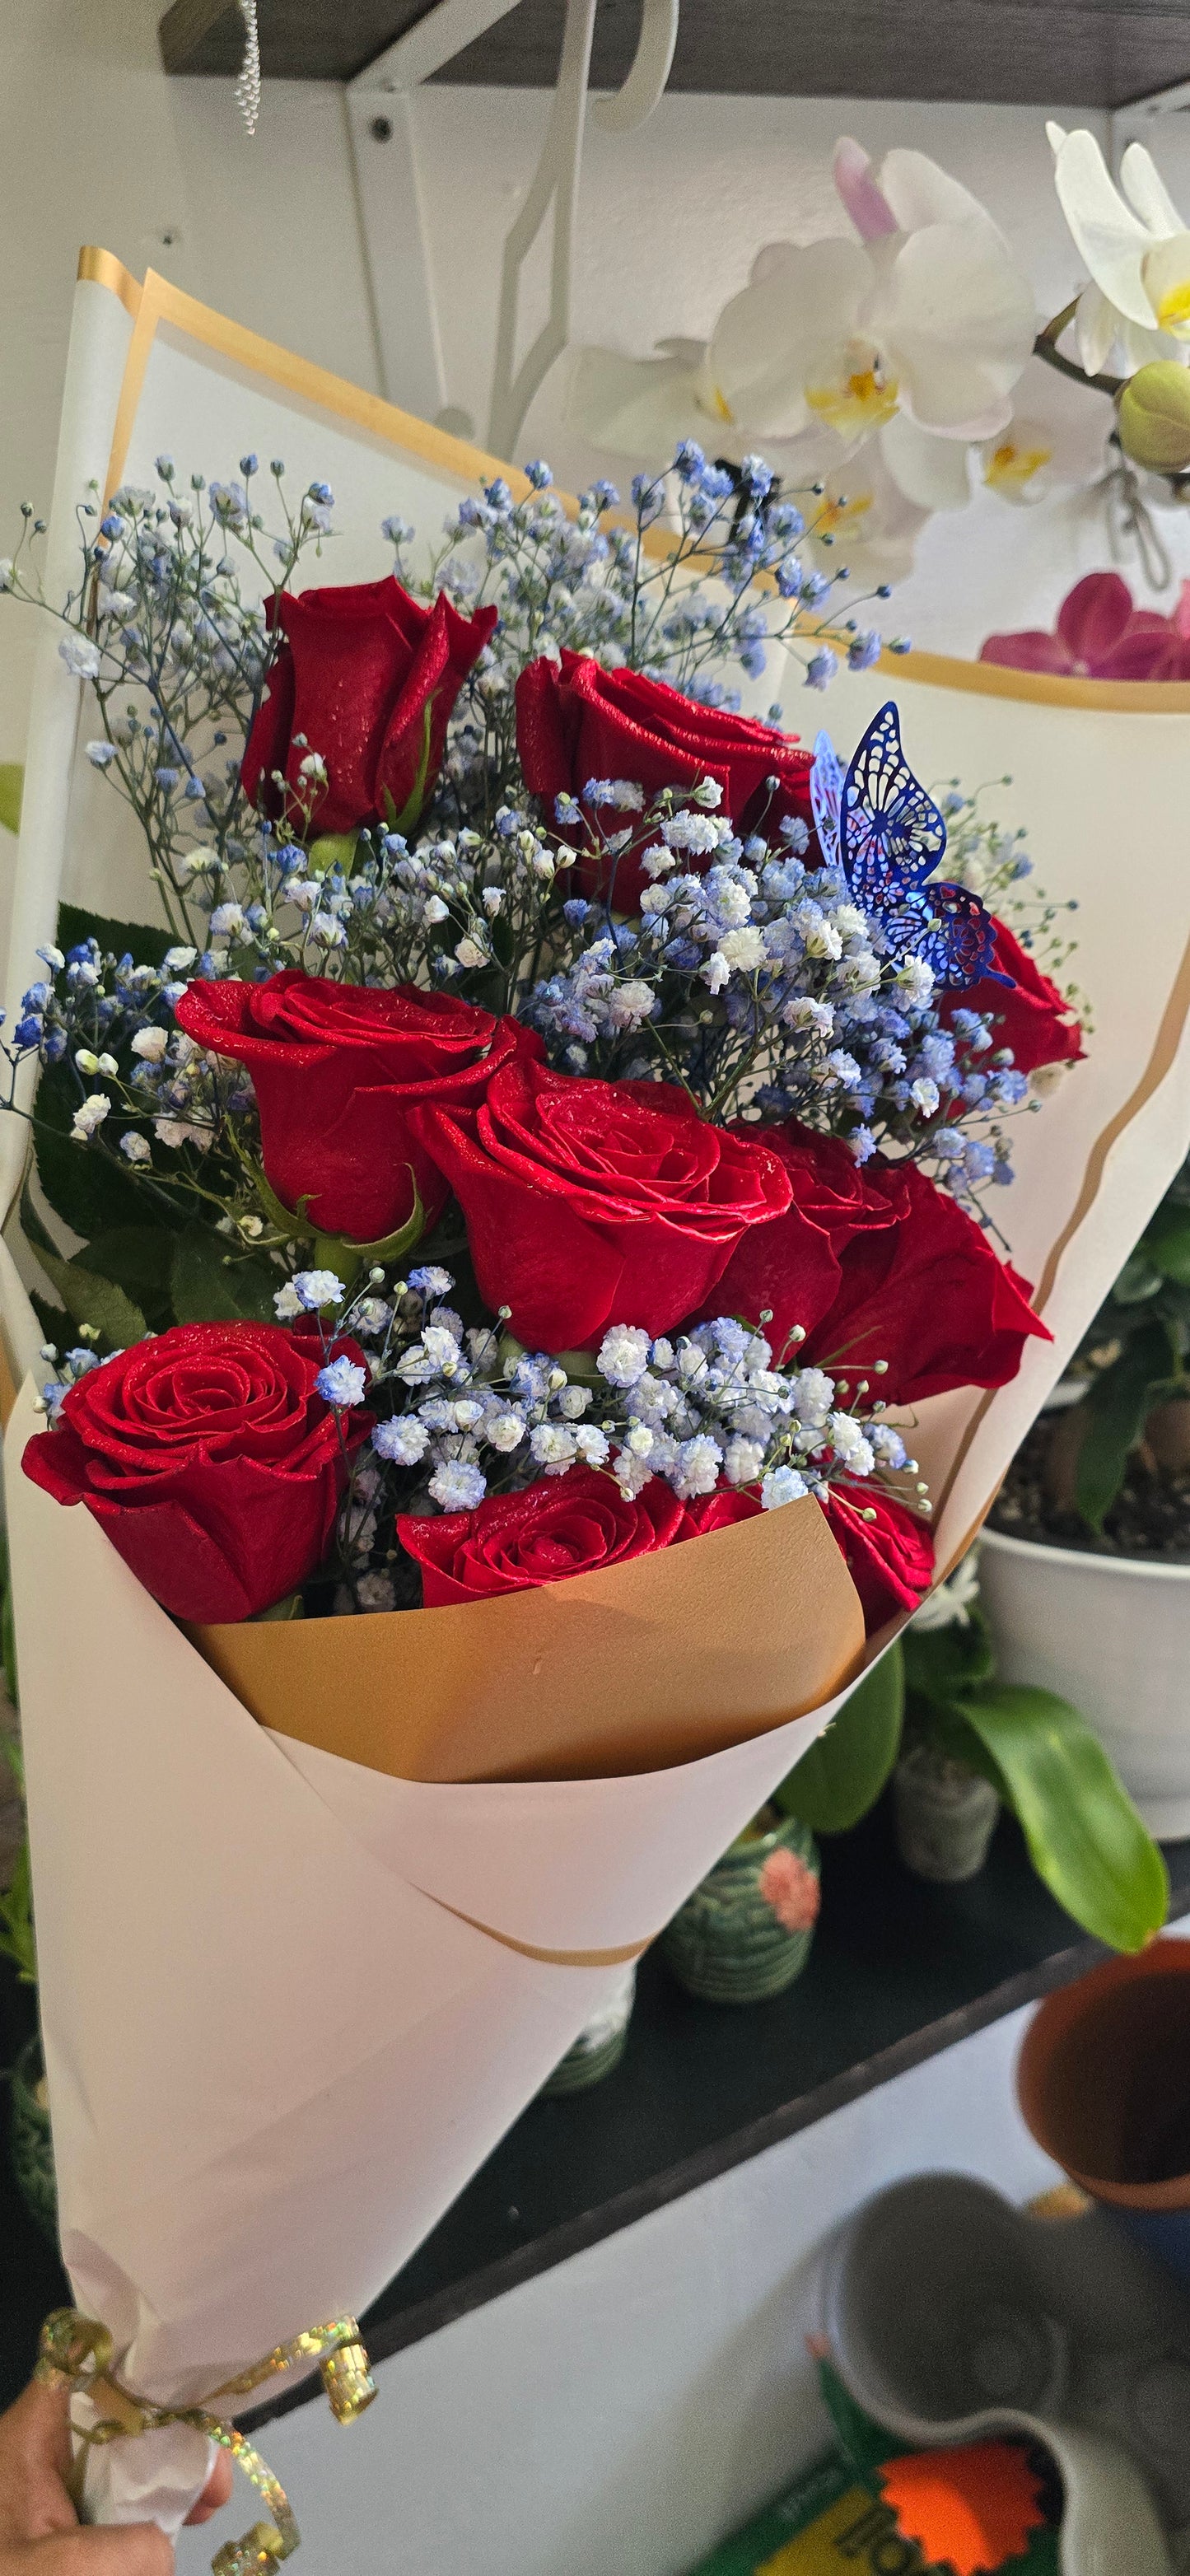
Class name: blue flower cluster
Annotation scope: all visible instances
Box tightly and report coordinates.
[274,1265,923,1603]
[401,444,895,720]
[524,782,1030,1195]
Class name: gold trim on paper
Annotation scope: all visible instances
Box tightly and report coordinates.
[932,912,1190,1533]
[76,247,142,321]
[72,245,1190,715]
[425,1895,651,1967]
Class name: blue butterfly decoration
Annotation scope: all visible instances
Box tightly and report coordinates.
[810,702,1006,991]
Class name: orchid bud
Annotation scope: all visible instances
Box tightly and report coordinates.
[1118,362,1190,473]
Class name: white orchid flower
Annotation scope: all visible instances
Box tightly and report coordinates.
[834,140,1037,439]
[568,138,1034,472]
[881,390,1106,516]
[800,436,929,587]
[1048,123,1190,372]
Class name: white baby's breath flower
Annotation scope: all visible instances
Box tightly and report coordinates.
[71,1093,110,1141]
[717,926,768,974]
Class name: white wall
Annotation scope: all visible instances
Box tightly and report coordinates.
[173,2002,1063,2576]
[2,20,1188,740]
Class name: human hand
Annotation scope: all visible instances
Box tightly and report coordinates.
[0,2378,234,2576]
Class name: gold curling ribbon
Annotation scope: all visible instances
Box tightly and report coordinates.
[35,2309,376,2576]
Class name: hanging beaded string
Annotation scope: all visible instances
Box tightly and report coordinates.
[236,0,261,136]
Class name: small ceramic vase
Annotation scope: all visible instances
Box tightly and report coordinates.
[661,1808,820,2005]
[893,1742,1001,1883]
[541,1963,637,2096]
[9,2034,57,2240]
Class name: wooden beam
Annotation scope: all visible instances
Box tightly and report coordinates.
[159,0,1190,108]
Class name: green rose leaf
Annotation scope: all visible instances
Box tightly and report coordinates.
[21,1191,148,1351]
[170,1225,278,1324]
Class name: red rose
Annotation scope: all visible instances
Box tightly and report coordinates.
[176,971,538,1246]
[397,1465,685,1605]
[711,1121,1048,1405]
[945,920,1085,1076]
[516,652,814,912]
[407,1057,793,1351]
[697,1122,905,1356]
[22,1323,370,1623]
[681,1488,765,1536]
[683,1479,933,1633]
[819,1482,935,1630]
[240,576,497,839]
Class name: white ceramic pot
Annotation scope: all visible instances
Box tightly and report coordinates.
[979,1527,1190,1839]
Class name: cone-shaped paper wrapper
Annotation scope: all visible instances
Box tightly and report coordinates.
[7,253,1190,2547]
[192,1498,866,1783]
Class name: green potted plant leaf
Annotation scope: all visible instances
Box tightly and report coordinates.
[982,1154,1190,1837]
[775,1555,1168,1954]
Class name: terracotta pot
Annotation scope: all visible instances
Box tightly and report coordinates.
[980,1526,1190,1837]
[1018,1939,1190,2283]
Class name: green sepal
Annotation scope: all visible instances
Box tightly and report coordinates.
[945,1682,1169,1953]
[775,1640,904,1835]
[306,833,360,877]
[21,1188,148,1350]
[248,1160,425,1270]
[252,1590,305,1623]
[390,699,437,838]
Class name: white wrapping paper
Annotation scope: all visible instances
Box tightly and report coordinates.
[5,254,1190,2538]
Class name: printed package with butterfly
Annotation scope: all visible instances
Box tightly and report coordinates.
[3,436,1188,2542]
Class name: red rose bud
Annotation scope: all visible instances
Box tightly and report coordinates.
[176,971,540,1245]
[711,1121,1048,1406]
[819,1481,935,1631]
[516,651,814,911]
[407,1058,794,1351]
[22,1323,371,1623]
[397,1464,686,1604]
[240,575,497,839]
[944,918,1085,1077]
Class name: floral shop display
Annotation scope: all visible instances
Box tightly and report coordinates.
[2,261,1190,2551]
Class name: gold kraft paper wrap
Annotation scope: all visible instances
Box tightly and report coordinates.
[191,1496,866,1783]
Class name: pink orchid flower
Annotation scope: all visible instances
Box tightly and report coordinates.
[980,572,1190,680]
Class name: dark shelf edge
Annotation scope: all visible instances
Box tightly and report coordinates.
[243,1915,1113,2431]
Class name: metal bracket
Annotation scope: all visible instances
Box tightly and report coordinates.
[350,0,681,459]
[344,89,449,422]
[486,0,681,459]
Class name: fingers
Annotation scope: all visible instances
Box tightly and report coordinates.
[0,2382,77,2546]
[183,2453,233,2527]
[26,2522,175,2576]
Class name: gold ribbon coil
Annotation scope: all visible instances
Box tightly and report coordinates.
[34,2309,376,2576]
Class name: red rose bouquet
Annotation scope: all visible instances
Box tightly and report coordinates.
[2,391,1142,2555]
